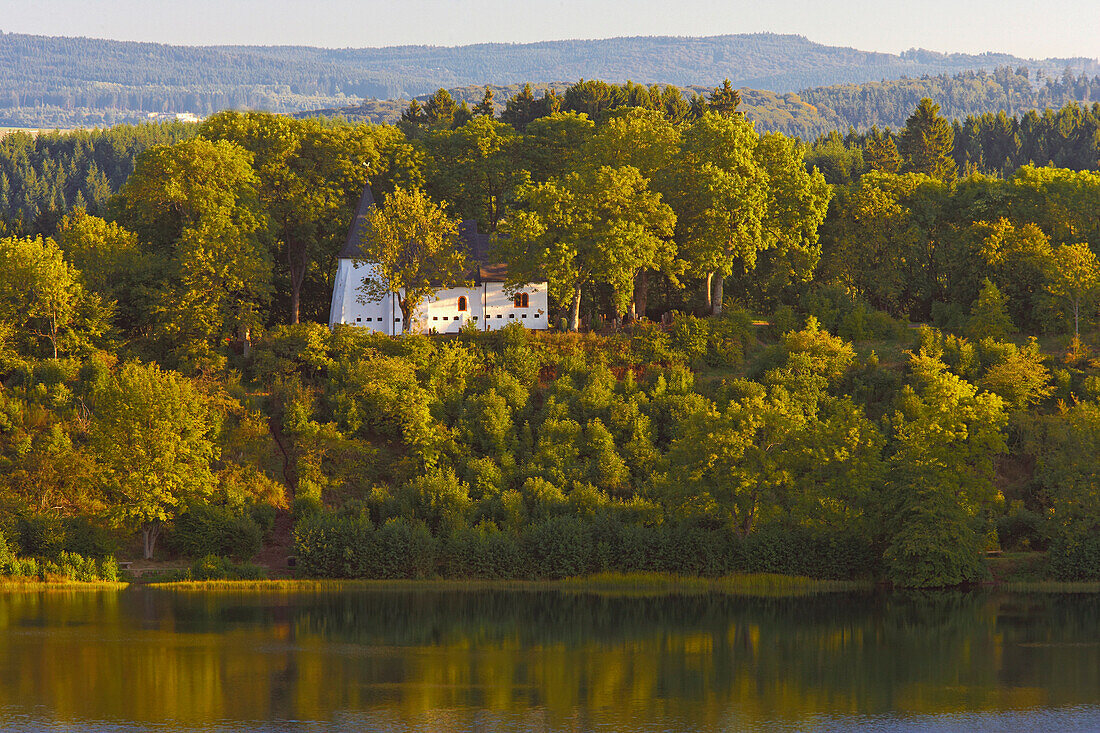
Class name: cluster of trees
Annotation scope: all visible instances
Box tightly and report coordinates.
[801,67,1100,134]
[0,122,194,234]
[335,67,1100,142]
[3,85,1100,584]
[808,100,1100,183]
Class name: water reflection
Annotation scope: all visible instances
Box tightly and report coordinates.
[2,588,1100,731]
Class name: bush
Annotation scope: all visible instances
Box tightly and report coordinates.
[249,504,278,536]
[292,495,323,523]
[668,312,710,363]
[769,305,798,338]
[62,517,117,559]
[439,524,523,579]
[0,529,13,572]
[169,505,263,560]
[738,526,878,579]
[524,516,594,579]
[186,555,266,581]
[996,504,1045,551]
[293,511,374,578]
[15,514,66,559]
[373,519,436,579]
[1047,532,1100,581]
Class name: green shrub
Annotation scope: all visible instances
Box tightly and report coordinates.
[15,514,66,559]
[373,519,436,579]
[169,505,263,560]
[769,305,798,338]
[439,524,523,579]
[996,504,1045,551]
[0,529,13,573]
[187,555,267,581]
[524,516,594,579]
[292,495,323,523]
[1047,532,1100,581]
[668,312,710,363]
[62,517,117,559]
[249,504,278,536]
[294,511,374,578]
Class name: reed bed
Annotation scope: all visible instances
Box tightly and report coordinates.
[148,572,870,596]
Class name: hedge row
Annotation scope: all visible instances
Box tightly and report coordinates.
[294,513,878,581]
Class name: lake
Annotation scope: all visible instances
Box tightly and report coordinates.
[2,587,1100,731]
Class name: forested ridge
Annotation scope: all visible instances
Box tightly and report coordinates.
[3,88,1100,588]
[315,67,1100,139]
[2,30,1097,128]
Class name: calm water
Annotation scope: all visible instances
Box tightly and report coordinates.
[2,588,1100,732]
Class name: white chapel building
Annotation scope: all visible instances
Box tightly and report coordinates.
[329,185,549,334]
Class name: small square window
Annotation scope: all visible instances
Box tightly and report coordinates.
[534,313,540,318]
[509,313,515,318]
[522,314,527,318]
[355,317,361,322]
[433,316,438,321]
[395,318,401,323]
[496,314,502,319]
[473,316,478,321]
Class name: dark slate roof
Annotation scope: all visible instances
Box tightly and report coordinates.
[339,183,510,283]
[337,183,378,259]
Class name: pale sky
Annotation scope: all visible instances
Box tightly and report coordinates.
[1,0,1096,60]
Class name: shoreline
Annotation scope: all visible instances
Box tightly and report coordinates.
[5,572,1100,595]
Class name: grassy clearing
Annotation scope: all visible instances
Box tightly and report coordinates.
[148,572,870,596]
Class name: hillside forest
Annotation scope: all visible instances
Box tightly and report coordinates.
[4,31,1097,129]
[2,84,1100,588]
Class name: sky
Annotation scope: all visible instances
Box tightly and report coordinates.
[0,0,1096,60]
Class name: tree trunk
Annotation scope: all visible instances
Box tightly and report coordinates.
[290,286,301,326]
[288,237,307,325]
[1074,297,1080,338]
[141,521,161,560]
[711,273,725,316]
[569,285,583,331]
[630,269,648,322]
[399,295,414,334]
[704,272,713,312]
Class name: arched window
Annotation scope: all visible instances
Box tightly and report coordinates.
[514,292,529,308]
[457,296,467,312]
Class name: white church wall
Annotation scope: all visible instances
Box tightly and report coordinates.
[482,282,549,331]
[329,260,397,334]
[329,260,549,334]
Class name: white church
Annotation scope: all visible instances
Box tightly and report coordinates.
[328,185,549,334]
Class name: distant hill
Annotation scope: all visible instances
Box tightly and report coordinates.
[0,31,1097,127]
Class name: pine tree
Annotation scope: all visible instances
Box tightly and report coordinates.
[453,100,473,128]
[707,79,742,117]
[899,98,957,181]
[400,99,427,127]
[473,88,495,117]
[424,88,458,128]
[864,126,902,173]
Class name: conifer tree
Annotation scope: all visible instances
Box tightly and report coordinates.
[864,127,902,173]
[474,88,495,117]
[424,89,458,128]
[707,79,742,117]
[899,98,957,181]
